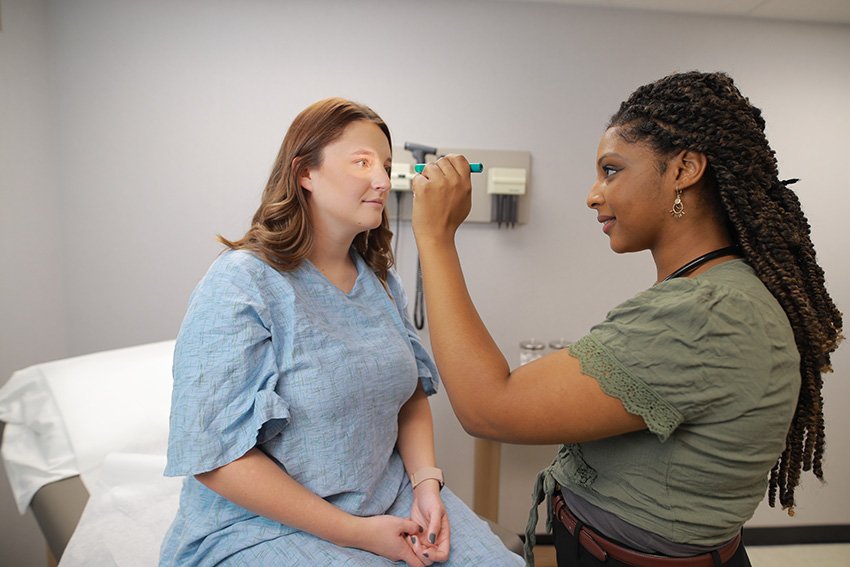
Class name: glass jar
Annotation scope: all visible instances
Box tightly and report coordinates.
[519,339,546,366]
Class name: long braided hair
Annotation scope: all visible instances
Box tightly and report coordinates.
[608,71,843,513]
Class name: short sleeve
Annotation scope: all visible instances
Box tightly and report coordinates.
[164,253,291,477]
[386,268,440,396]
[571,277,776,441]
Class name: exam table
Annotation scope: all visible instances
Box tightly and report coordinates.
[0,341,523,565]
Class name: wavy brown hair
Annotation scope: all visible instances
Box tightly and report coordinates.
[608,71,843,513]
[219,97,395,284]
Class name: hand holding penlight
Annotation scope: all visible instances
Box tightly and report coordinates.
[414,163,483,174]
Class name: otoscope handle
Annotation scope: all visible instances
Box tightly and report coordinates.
[414,163,483,173]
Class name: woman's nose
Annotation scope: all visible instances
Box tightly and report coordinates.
[587,180,603,210]
[373,167,391,191]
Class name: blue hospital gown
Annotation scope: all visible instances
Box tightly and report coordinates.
[160,249,523,566]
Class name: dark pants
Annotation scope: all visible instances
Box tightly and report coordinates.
[552,515,752,567]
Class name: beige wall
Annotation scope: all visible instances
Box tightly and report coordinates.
[2,0,848,565]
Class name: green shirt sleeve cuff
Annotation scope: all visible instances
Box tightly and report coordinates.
[569,335,684,441]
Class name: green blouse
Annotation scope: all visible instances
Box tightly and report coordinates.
[525,260,800,564]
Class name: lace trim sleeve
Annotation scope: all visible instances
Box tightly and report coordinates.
[569,335,684,441]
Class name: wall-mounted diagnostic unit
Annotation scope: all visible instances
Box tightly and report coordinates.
[487,167,527,228]
[388,145,532,227]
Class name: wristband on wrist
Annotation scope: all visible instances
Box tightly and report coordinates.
[410,467,444,490]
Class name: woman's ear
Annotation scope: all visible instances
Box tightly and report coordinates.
[294,158,314,192]
[671,149,709,190]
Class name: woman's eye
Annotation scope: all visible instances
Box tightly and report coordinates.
[602,165,619,178]
[385,167,392,176]
[355,159,368,167]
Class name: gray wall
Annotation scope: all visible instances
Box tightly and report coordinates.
[2,0,848,565]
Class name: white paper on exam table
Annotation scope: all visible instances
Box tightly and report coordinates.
[59,452,182,567]
[0,340,176,514]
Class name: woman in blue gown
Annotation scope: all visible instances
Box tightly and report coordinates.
[160,98,524,567]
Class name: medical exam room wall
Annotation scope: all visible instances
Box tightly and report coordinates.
[1,0,848,565]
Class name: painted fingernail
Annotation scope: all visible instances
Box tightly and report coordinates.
[429,533,436,544]
[423,553,430,558]
[411,536,416,544]
[419,525,424,533]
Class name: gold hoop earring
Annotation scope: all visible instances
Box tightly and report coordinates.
[670,188,685,218]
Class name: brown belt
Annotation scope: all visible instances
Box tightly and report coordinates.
[552,493,741,567]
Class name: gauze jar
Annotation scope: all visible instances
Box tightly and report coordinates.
[519,339,546,366]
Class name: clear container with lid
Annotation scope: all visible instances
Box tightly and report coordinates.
[519,339,546,366]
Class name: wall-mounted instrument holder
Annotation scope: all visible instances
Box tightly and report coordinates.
[388,145,532,227]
